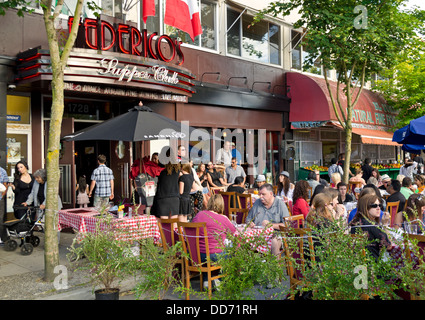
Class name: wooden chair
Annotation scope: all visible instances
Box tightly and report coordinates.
[283,214,305,229]
[218,191,237,219]
[157,218,184,283]
[279,226,315,300]
[307,186,313,200]
[386,201,400,228]
[177,222,224,300]
[210,187,225,195]
[227,193,252,224]
[286,200,293,216]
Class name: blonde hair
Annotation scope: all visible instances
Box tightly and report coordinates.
[331,172,341,185]
[206,194,225,214]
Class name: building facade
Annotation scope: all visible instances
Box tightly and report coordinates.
[0,0,399,211]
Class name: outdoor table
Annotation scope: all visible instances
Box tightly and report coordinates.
[235,225,275,254]
[57,207,160,243]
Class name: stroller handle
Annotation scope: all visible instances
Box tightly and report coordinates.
[13,205,41,210]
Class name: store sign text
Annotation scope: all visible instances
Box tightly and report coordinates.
[98,58,179,84]
[351,106,397,127]
[68,17,184,65]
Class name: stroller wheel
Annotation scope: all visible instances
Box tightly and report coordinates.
[4,239,18,251]
[21,243,33,255]
[30,236,40,247]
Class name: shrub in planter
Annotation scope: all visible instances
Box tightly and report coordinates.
[68,213,138,299]
[133,238,185,300]
[212,226,287,300]
[285,220,398,300]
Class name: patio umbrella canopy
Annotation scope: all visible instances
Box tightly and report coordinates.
[392,115,425,145]
[401,144,425,153]
[62,103,215,142]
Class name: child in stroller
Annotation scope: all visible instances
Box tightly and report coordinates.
[3,205,44,255]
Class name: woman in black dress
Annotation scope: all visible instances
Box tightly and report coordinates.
[11,160,34,219]
[179,163,196,222]
[151,162,181,220]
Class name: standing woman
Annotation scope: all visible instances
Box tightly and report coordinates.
[23,168,63,219]
[197,163,210,207]
[291,180,310,218]
[11,160,34,219]
[179,163,197,222]
[151,161,181,220]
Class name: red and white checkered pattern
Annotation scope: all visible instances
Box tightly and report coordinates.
[58,208,160,243]
[236,226,275,254]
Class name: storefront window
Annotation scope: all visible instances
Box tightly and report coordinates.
[6,134,29,175]
[379,145,396,162]
[227,8,281,65]
[362,145,378,162]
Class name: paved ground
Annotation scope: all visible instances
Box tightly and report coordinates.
[0,229,289,301]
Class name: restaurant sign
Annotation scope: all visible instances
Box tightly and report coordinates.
[62,82,188,102]
[68,17,184,65]
[98,58,178,84]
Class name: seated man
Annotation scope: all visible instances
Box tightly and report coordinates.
[386,179,406,213]
[246,184,290,256]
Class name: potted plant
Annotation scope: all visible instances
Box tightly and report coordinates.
[133,238,185,300]
[68,212,138,300]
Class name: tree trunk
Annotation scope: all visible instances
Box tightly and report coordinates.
[42,17,63,282]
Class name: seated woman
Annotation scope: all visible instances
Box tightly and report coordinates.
[277,171,295,201]
[349,194,393,261]
[349,168,366,187]
[330,172,342,189]
[414,174,425,194]
[371,168,382,187]
[306,192,335,229]
[347,186,386,224]
[191,194,237,287]
[291,180,310,219]
[324,187,347,222]
[393,193,425,231]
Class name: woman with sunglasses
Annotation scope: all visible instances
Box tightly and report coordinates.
[349,194,393,261]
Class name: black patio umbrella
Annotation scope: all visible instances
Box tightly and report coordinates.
[62,103,215,142]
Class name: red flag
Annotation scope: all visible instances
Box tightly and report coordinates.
[164,0,202,41]
[143,0,156,23]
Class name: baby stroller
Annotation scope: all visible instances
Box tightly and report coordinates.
[3,206,44,255]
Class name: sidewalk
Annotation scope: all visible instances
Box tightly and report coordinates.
[0,229,289,300]
[0,229,137,300]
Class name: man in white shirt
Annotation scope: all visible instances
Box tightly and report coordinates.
[215,141,232,167]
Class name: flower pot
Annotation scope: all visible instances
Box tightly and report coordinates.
[95,288,120,300]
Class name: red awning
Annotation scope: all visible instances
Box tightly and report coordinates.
[287,72,399,146]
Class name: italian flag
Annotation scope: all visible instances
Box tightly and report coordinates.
[164,0,202,41]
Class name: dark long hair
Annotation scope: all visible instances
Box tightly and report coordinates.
[78,175,87,193]
[13,160,30,181]
[292,180,309,204]
[278,175,290,196]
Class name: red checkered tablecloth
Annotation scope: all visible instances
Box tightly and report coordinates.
[236,226,275,254]
[58,208,160,243]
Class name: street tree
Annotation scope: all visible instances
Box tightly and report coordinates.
[254,0,424,182]
[0,0,99,281]
[375,51,425,129]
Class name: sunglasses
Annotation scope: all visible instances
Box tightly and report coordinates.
[369,203,380,209]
